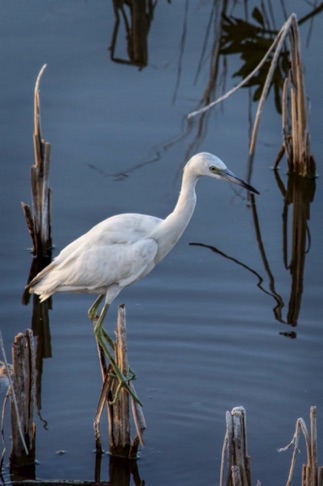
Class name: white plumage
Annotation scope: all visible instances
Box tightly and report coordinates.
[30,214,161,301]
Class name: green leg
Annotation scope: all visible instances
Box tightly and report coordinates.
[88,294,104,321]
[91,302,142,406]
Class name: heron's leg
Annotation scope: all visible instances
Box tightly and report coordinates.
[93,303,142,406]
[88,294,104,321]
[88,295,115,350]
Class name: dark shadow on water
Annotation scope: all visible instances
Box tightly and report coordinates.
[189,240,285,323]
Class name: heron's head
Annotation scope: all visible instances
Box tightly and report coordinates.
[188,152,259,194]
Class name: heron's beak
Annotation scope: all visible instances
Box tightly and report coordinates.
[222,169,260,194]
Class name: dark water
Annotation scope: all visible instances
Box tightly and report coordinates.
[1,1,323,484]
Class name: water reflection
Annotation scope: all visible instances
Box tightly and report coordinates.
[253,169,316,332]
[189,239,285,324]
[191,167,316,335]
[109,0,323,76]
[22,256,52,430]
[109,0,156,68]
[274,170,316,327]
[220,7,290,114]
[93,451,144,485]
[108,455,144,486]
[103,1,323,180]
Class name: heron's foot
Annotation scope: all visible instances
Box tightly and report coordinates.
[109,366,136,382]
[107,367,141,406]
[88,308,96,320]
[92,302,143,406]
[96,330,142,406]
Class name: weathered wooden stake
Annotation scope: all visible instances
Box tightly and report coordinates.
[220,407,252,486]
[9,330,36,477]
[22,64,52,258]
[108,305,131,456]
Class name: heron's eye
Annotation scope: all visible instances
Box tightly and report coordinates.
[210,166,219,174]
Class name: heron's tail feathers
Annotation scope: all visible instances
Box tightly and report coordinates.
[32,289,54,302]
[26,262,58,302]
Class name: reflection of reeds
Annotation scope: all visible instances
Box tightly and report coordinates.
[109,0,156,68]
[274,170,315,327]
[189,241,285,323]
[188,13,316,178]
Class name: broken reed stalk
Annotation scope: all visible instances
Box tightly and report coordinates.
[94,305,146,458]
[220,406,323,486]
[278,406,323,486]
[9,330,36,470]
[22,63,52,257]
[0,332,28,461]
[281,16,315,177]
[220,406,252,486]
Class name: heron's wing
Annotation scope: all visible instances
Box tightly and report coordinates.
[29,237,158,297]
[28,213,162,299]
[53,213,161,261]
[28,213,161,283]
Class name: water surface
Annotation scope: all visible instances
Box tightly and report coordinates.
[1,1,323,484]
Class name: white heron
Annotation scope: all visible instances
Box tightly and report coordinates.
[27,152,259,402]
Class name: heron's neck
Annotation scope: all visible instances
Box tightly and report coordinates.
[152,166,199,261]
[170,167,198,229]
